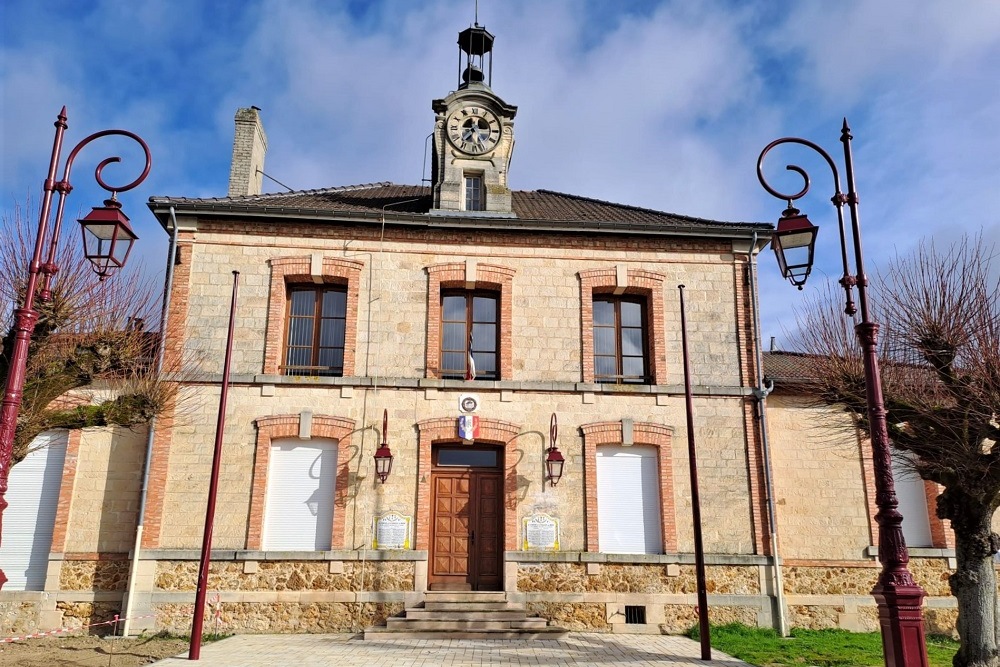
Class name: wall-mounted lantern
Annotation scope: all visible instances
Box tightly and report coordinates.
[546,413,565,487]
[374,409,393,484]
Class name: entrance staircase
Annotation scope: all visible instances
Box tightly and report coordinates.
[364,591,569,640]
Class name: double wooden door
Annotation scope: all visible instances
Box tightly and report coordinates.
[429,469,503,590]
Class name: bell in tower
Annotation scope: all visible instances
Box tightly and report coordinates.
[431,23,517,217]
[457,24,493,88]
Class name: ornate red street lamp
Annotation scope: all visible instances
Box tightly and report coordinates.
[374,409,393,483]
[545,413,564,487]
[0,107,151,589]
[757,120,929,667]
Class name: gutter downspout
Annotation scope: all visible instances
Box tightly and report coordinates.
[748,231,788,636]
[121,206,180,636]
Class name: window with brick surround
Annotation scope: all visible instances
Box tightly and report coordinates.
[283,286,347,376]
[593,296,649,384]
[581,421,677,554]
[426,263,514,380]
[264,256,362,377]
[579,268,666,385]
[440,290,498,380]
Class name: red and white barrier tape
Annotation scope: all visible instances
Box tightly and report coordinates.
[1,613,156,644]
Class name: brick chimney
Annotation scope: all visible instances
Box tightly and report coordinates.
[227,106,267,197]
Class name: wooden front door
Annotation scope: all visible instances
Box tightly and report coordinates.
[429,447,503,590]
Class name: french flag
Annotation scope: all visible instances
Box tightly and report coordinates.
[465,330,476,380]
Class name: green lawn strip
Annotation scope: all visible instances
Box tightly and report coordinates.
[688,623,958,667]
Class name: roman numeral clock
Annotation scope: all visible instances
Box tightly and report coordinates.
[447,106,502,155]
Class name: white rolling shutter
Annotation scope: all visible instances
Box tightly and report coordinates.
[596,445,662,554]
[0,431,67,590]
[262,439,337,550]
[892,455,932,547]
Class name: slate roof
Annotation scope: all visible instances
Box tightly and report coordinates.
[149,182,771,236]
[762,351,820,384]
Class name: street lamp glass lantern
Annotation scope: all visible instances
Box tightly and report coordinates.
[78,199,138,280]
[771,212,818,289]
[373,444,393,483]
[545,446,565,486]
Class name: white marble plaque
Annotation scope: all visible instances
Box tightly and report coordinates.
[522,513,560,551]
[372,512,411,550]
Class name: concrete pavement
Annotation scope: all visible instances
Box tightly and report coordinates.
[152,633,752,666]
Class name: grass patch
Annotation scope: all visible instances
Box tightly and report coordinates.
[687,623,958,667]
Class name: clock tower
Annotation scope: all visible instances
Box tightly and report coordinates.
[431,24,517,216]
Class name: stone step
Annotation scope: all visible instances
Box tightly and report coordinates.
[404,609,528,621]
[386,618,549,631]
[422,591,508,603]
[423,601,516,612]
[363,627,570,640]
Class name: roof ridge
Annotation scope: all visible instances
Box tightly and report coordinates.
[235,181,399,201]
[530,188,745,225]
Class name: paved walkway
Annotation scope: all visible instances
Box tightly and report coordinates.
[152,633,751,666]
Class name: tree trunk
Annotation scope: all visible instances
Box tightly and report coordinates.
[946,492,1000,667]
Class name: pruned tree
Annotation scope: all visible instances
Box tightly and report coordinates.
[793,235,1000,667]
[0,202,174,466]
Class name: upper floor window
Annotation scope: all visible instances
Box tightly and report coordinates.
[283,287,346,376]
[593,296,648,384]
[465,175,485,211]
[441,290,498,380]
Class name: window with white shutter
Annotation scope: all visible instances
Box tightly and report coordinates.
[891,455,932,547]
[0,431,67,589]
[262,439,337,550]
[596,445,662,554]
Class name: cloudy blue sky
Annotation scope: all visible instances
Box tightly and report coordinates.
[2,0,998,347]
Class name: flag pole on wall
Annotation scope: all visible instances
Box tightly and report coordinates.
[189,270,240,660]
[679,284,712,660]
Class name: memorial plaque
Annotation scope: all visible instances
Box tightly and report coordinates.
[522,513,560,551]
[372,512,411,550]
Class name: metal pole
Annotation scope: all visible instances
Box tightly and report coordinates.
[840,121,929,667]
[189,270,239,660]
[678,285,711,660]
[0,108,150,589]
[756,124,929,667]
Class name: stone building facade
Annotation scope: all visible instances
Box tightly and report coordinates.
[0,23,963,639]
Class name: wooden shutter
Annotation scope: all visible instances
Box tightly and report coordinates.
[262,439,337,550]
[0,431,67,590]
[596,445,662,554]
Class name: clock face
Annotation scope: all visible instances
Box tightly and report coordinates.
[446,106,501,155]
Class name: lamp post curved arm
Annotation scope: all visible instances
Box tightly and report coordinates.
[756,122,928,667]
[0,107,150,590]
[756,133,858,316]
[42,127,152,296]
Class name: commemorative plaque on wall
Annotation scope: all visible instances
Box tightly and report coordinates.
[522,513,560,551]
[372,511,412,550]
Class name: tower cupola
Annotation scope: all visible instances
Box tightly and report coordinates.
[457,25,494,88]
[431,23,517,217]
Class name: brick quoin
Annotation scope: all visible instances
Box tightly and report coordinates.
[50,429,83,553]
[246,414,356,550]
[141,234,194,549]
[263,256,363,375]
[733,256,771,555]
[580,421,676,553]
[425,262,515,380]
[578,268,666,384]
[414,417,522,553]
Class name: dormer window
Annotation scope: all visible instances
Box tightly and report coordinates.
[465,174,485,211]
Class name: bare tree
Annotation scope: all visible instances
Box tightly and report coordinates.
[794,235,1000,667]
[0,202,174,466]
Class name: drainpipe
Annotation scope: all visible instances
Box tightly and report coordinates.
[121,206,180,636]
[747,232,788,636]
